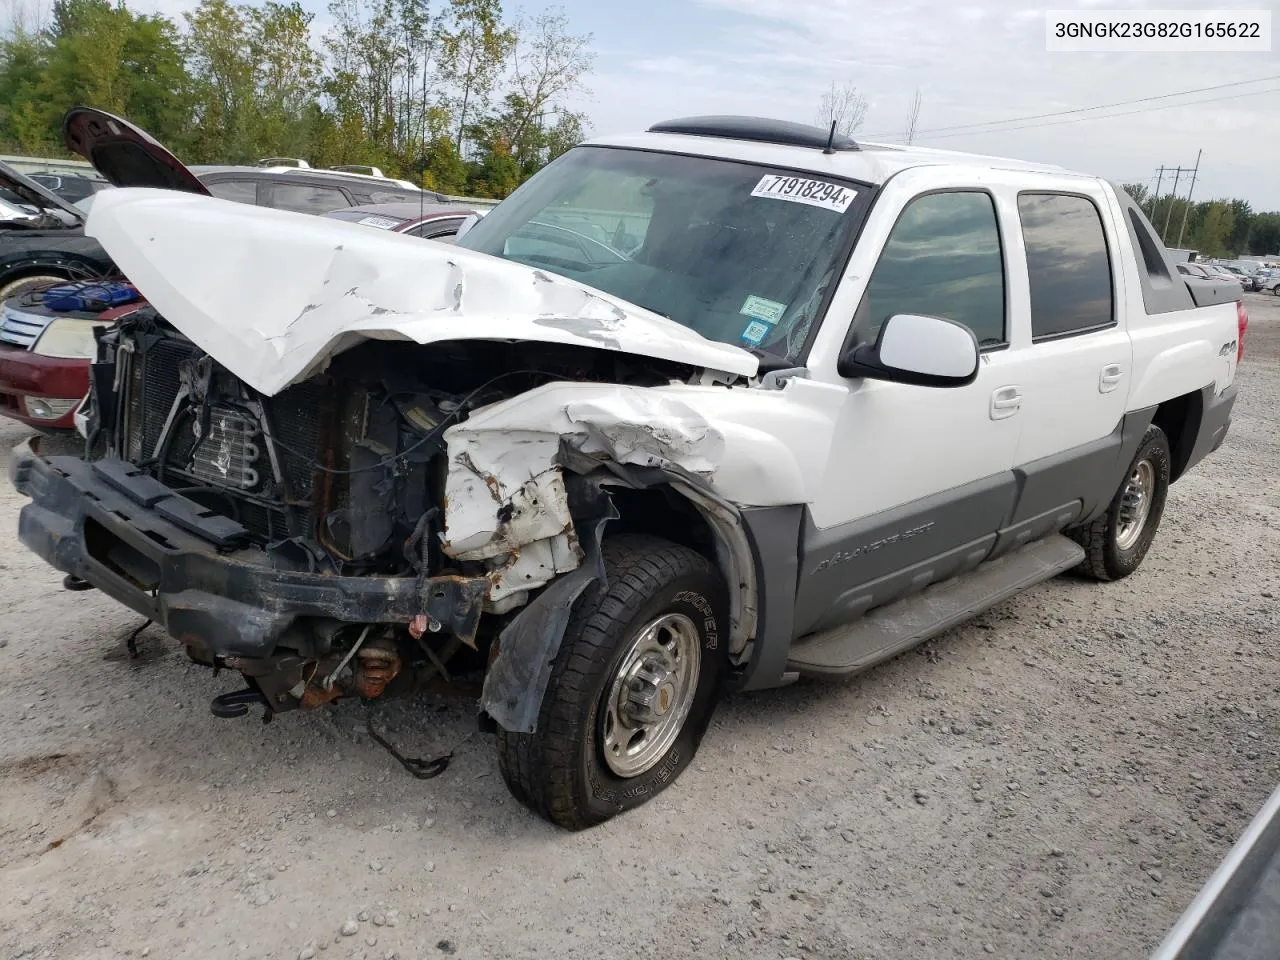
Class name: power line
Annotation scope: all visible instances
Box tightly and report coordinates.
[861,74,1280,140]
[910,85,1279,141]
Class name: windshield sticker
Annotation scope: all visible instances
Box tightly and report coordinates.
[751,175,857,213]
[740,295,787,325]
[357,215,401,229]
[740,319,772,347]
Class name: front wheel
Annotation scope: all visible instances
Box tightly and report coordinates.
[495,535,728,830]
[1070,424,1171,581]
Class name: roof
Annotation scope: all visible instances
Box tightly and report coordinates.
[189,164,432,195]
[585,123,1085,185]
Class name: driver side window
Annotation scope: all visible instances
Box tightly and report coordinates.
[857,191,1006,347]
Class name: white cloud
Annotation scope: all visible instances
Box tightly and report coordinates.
[596,0,1280,207]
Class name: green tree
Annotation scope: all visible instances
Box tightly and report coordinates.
[0,29,54,151]
[1225,198,1253,255]
[185,0,256,159]
[465,140,519,197]
[417,133,468,192]
[1250,213,1280,255]
[481,9,591,170]
[185,0,321,162]
[1119,182,1149,207]
[1189,202,1235,259]
[437,0,512,150]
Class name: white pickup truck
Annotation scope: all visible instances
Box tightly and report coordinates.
[11,110,1244,829]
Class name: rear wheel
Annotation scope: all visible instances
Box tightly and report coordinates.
[495,535,728,830]
[1071,424,1171,581]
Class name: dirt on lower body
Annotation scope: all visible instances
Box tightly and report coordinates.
[1,296,1278,960]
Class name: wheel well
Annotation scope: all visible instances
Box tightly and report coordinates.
[604,486,720,561]
[1151,390,1203,483]
[0,265,73,294]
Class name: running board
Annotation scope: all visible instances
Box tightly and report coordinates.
[786,534,1085,678]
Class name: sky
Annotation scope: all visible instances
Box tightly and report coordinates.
[16,0,1280,209]
[557,0,1280,210]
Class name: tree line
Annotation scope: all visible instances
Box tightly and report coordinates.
[1119,182,1279,259]
[0,0,593,198]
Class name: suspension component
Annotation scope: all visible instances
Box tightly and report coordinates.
[353,635,401,699]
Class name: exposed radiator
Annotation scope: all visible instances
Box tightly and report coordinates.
[189,406,262,489]
[117,333,332,542]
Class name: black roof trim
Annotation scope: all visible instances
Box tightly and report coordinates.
[647,115,859,152]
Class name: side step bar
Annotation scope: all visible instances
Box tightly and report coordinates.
[786,534,1085,678]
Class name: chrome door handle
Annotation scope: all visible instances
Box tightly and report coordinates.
[990,386,1022,420]
[1099,364,1124,393]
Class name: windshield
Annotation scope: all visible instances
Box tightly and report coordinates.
[457,146,868,361]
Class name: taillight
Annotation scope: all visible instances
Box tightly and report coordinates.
[1237,300,1248,363]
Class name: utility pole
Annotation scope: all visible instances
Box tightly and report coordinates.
[1161,165,1184,243]
[1175,149,1202,250]
[1149,165,1165,217]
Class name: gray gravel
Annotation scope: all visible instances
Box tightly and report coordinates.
[1,294,1277,959]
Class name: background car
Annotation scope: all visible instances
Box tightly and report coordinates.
[0,159,114,302]
[27,172,111,205]
[194,165,448,214]
[322,202,485,240]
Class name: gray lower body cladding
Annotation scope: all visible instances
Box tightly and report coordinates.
[741,392,1235,691]
[10,443,487,659]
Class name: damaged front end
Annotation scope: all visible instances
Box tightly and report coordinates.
[11,305,744,723]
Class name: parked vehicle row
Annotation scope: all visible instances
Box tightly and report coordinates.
[1188,258,1280,293]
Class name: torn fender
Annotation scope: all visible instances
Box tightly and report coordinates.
[83,188,758,396]
[478,492,615,734]
[440,384,728,606]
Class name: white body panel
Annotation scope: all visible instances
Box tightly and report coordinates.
[798,165,1238,531]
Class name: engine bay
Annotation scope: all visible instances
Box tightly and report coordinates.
[70,306,698,715]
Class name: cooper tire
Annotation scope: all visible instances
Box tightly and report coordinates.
[1071,424,1171,582]
[495,534,728,830]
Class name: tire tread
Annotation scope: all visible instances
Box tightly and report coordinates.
[495,534,718,830]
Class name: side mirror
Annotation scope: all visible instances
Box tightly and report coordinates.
[838,313,980,387]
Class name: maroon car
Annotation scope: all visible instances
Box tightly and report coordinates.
[322,201,484,240]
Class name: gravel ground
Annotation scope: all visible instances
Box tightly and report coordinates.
[1,294,1277,960]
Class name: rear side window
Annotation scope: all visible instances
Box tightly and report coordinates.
[206,179,257,205]
[1018,193,1114,340]
[272,183,350,214]
[407,218,465,240]
[857,191,1006,347]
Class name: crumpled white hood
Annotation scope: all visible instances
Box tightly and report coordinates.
[85,188,758,395]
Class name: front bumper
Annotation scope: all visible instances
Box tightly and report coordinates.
[10,440,489,658]
[0,344,88,429]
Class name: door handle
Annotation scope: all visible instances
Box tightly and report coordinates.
[1099,364,1124,393]
[990,386,1021,420]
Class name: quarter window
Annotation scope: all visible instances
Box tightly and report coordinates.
[206,179,257,205]
[1018,193,1114,340]
[271,183,350,214]
[857,191,1006,347]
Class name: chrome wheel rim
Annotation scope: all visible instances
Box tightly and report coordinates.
[600,612,701,778]
[1115,459,1155,551]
